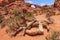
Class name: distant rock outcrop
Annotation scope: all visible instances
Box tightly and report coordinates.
[54,0,60,7]
[0,0,24,7]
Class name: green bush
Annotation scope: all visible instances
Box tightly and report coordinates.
[1,8,24,28]
[0,13,4,23]
[46,11,55,17]
[25,12,32,17]
[41,8,49,13]
[46,31,60,40]
[12,8,24,23]
[41,8,52,13]
[0,17,13,28]
[4,6,8,15]
[13,8,22,16]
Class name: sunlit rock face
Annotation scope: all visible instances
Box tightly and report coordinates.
[54,0,60,7]
[25,3,31,7]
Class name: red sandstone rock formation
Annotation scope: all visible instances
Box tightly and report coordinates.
[54,0,60,7]
[0,0,24,6]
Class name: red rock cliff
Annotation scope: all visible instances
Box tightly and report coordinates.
[54,0,60,7]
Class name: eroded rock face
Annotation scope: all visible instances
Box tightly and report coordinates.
[54,0,60,7]
[25,3,31,7]
[0,0,9,6]
[0,0,24,6]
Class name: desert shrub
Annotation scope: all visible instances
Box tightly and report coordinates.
[0,13,4,23]
[4,6,8,15]
[25,12,34,19]
[46,11,55,17]
[33,10,37,13]
[0,17,14,28]
[1,7,35,35]
[13,8,22,16]
[1,8,24,28]
[25,12,32,17]
[41,8,49,13]
[41,8,52,13]
[8,22,16,32]
[24,12,36,22]
[46,31,60,40]
[6,29,9,33]
[12,8,24,23]
[13,8,34,20]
